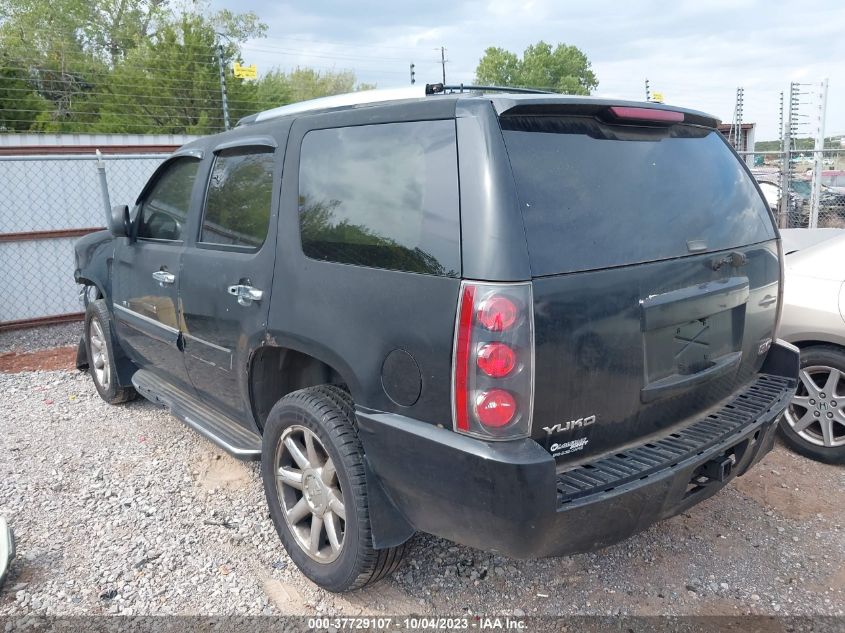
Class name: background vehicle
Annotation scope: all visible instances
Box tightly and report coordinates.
[778,229,845,464]
[756,180,800,218]
[821,170,845,195]
[754,177,845,227]
[73,86,797,592]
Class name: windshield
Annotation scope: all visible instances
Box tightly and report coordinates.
[500,116,776,276]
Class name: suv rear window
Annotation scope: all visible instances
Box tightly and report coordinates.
[500,116,776,276]
[298,120,460,277]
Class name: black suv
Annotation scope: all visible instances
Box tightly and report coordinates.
[74,86,799,592]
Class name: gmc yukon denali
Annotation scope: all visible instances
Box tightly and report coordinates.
[73,85,799,592]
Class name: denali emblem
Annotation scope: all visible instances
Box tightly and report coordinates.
[543,414,596,436]
[550,437,589,456]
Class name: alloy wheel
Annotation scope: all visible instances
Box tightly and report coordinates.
[784,365,845,447]
[275,425,346,563]
[88,319,110,390]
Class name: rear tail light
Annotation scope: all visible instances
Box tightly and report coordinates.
[452,281,534,440]
[477,342,516,378]
[476,295,518,331]
[475,389,517,427]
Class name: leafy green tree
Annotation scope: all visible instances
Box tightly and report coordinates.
[0,62,50,131]
[475,41,598,95]
[96,13,262,133]
[86,0,170,64]
[0,0,103,128]
[0,0,374,133]
[244,68,376,115]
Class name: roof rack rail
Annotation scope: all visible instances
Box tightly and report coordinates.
[428,83,554,95]
[237,83,555,126]
[239,86,429,126]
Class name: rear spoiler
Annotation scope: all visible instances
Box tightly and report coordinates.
[495,99,720,129]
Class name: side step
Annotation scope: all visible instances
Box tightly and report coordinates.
[132,369,262,460]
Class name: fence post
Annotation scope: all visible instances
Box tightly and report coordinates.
[779,85,794,229]
[217,45,231,131]
[808,78,829,230]
[95,150,112,226]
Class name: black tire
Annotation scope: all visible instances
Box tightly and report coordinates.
[84,299,136,405]
[261,385,406,592]
[778,345,845,464]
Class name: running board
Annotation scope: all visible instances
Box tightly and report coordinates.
[131,369,262,460]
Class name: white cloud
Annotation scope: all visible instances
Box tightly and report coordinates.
[218,0,845,140]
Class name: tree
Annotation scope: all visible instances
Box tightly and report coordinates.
[256,68,371,106]
[96,12,265,134]
[475,41,598,95]
[0,0,374,133]
[0,63,50,131]
[0,0,105,128]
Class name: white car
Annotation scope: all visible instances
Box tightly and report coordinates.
[778,229,845,463]
[0,516,12,589]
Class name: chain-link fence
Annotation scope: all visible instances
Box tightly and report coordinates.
[741,148,845,229]
[0,152,169,326]
[2,142,844,328]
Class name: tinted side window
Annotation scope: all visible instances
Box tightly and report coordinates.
[137,157,200,241]
[200,148,275,248]
[298,120,460,276]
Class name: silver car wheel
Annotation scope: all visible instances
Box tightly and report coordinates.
[275,425,346,563]
[88,319,110,390]
[785,365,845,447]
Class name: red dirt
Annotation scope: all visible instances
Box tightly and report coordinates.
[0,346,77,373]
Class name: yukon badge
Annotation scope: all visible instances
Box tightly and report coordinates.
[543,414,596,437]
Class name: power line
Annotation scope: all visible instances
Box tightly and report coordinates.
[242,43,411,63]
[259,34,429,53]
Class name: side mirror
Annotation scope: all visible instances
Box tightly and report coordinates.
[109,204,131,238]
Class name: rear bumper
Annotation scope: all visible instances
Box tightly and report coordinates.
[357,341,798,559]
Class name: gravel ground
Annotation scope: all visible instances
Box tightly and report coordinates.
[0,367,843,618]
[0,323,83,354]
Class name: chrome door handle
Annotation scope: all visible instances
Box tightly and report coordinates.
[227,284,263,306]
[152,270,176,286]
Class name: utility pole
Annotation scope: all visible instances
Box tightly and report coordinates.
[645,78,650,102]
[217,44,230,131]
[439,47,447,84]
[410,63,415,85]
[809,78,829,229]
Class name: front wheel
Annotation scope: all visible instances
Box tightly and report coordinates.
[778,345,845,464]
[261,385,406,592]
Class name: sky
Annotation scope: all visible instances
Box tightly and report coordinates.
[211,0,844,142]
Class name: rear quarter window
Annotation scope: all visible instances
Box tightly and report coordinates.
[297,120,460,277]
[501,116,776,276]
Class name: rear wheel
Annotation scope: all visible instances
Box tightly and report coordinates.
[779,345,845,464]
[261,385,406,592]
[84,300,136,405]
